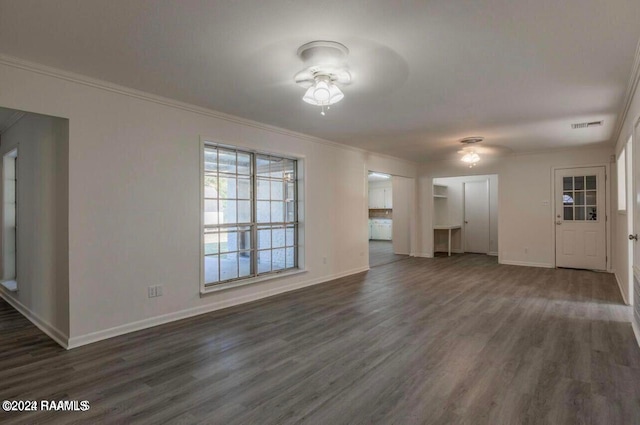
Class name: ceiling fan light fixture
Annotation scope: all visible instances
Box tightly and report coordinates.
[295,41,350,115]
[302,76,344,105]
[313,80,331,102]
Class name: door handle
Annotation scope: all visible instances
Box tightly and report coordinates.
[629,234,638,241]
[556,221,562,225]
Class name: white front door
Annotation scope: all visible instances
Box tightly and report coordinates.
[554,167,606,270]
[464,180,490,254]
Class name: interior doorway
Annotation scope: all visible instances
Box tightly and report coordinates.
[623,137,633,305]
[367,171,414,267]
[368,171,396,267]
[0,105,70,347]
[432,175,498,257]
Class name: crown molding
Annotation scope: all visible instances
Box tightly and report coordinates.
[0,54,418,168]
[505,142,613,158]
[612,38,640,145]
[0,110,25,135]
[422,142,613,166]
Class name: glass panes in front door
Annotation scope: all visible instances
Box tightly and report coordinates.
[563,175,597,221]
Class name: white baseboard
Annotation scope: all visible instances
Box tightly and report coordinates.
[67,265,370,349]
[0,290,69,349]
[488,252,498,257]
[614,271,630,305]
[498,260,554,269]
[413,253,433,258]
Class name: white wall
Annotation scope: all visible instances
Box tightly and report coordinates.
[0,56,418,347]
[0,112,69,344]
[419,146,613,268]
[432,175,498,255]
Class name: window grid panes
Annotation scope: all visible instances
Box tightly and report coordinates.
[204,145,298,286]
[562,175,597,221]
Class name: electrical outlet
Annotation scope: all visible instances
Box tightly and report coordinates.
[323,257,327,264]
[148,286,156,298]
[524,247,528,254]
[155,285,163,297]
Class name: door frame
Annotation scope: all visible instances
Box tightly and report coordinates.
[551,163,611,271]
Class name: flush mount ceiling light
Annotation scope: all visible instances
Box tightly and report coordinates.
[460,151,481,167]
[294,41,351,116]
[459,137,484,167]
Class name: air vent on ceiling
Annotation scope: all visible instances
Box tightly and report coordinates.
[460,136,484,145]
[571,120,603,129]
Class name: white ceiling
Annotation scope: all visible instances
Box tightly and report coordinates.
[0,0,639,162]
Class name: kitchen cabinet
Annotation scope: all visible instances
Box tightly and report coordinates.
[380,221,392,240]
[370,219,392,240]
[369,187,393,209]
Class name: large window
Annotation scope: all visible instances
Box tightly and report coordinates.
[203,144,298,287]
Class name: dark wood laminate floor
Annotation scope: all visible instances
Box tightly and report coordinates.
[1,254,640,425]
[369,240,409,267]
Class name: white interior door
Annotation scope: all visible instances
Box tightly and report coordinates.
[554,167,606,270]
[464,180,490,254]
[632,120,640,315]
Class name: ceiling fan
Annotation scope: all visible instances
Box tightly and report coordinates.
[294,41,352,115]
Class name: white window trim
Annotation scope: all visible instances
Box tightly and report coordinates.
[201,268,308,294]
[199,138,307,296]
